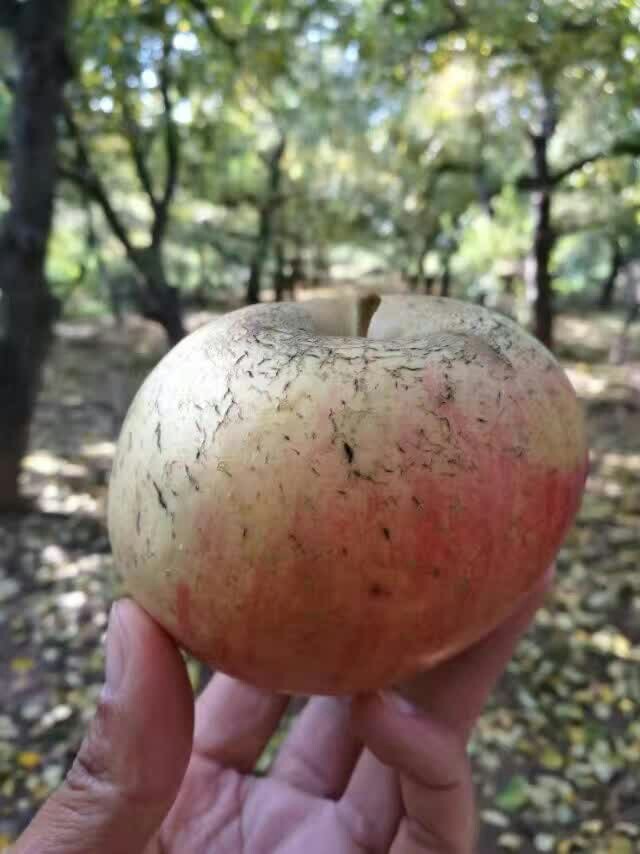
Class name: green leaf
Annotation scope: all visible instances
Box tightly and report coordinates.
[495,775,529,812]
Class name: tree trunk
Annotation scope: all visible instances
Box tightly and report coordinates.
[246,139,286,306]
[286,251,304,294]
[531,189,554,347]
[440,257,451,297]
[246,206,273,306]
[598,240,622,309]
[145,280,185,346]
[132,247,185,345]
[415,241,429,293]
[274,242,287,302]
[0,0,71,511]
[528,130,555,349]
[246,228,268,305]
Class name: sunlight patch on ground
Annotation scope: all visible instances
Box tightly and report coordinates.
[56,591,87,610]
[601,452,640,473]
[80,441,116,460]
[23,452,89,480]
[564,366,608,397]
[38,485,99,516]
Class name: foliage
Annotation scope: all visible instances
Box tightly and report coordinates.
[24,0,636,316]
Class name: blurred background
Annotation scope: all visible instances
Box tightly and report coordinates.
[1,1,639,851]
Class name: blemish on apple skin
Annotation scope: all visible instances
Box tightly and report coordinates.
[369,583,392,598]
[152,479,168,512]
[185,464,200,491]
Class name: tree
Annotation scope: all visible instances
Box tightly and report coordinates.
[246,136,287,304]
[599,237,624,309]
[60,9,186,344]
[523,81,557,346]
[33,0,640,347]
[475,3,639,346]
[0,0,71,511]
[374,0,639,346]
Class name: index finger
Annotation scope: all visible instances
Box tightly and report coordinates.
[193,673,289,772]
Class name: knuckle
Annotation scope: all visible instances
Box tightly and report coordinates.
[281,748,331,792]
[65,696,117,796]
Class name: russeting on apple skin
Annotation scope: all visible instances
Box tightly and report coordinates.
[108,295,588,695]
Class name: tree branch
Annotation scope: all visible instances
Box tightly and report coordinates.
[121,95,158,209]
[152,40,179,246]
[516,135,640,190]
[61,105,134,256]
[558,15,601,33]
[432,158,479,176]
[57,162,90,186]
[611,136,640,159]
[218,191,261,208]
[422,0,466,44]
[382,0,466,44]
[550,152,605,185]
[186,0,239,55]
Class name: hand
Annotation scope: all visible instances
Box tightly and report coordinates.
[14,572,551,854]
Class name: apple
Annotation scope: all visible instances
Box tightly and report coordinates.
[108,294,587,694]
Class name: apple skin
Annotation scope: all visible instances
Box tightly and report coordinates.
[108,295,587,695]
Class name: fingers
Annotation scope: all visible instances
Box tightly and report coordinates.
[341,571,553,853]
[339,749,402,849]
[349,694,474,853]
[395,566,553,739]
[14,600,194,854]
[270,697,362,797]
[193,673,288,773]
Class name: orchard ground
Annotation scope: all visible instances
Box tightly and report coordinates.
[1,292,639,853]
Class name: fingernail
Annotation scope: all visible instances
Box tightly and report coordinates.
[105,602,127,694]
[380,690,422,716]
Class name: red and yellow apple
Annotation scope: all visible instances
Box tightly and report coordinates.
[108,295,587,694]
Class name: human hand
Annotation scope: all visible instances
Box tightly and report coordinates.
[14,571,552,854]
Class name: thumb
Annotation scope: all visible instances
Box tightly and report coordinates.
[15,599,194,854]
